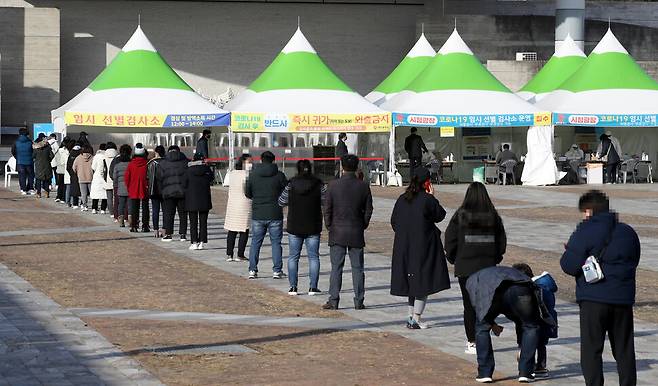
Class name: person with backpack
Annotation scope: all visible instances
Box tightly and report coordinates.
[124,143,150,232]
[147,145,166,238]
[90,143,107,214]
[183,153,214,250]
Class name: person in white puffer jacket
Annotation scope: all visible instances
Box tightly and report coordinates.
[90,144,107,214]
[54,137,71,205]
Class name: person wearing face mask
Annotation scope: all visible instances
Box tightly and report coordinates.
[565,144,584,161]
[224,154,253,262]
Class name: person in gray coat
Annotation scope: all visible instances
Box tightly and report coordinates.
[322,154,373,310]
[112,144,132,227]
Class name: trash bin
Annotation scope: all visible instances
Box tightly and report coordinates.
[473,166,485,183]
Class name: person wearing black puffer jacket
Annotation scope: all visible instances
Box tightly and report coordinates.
[183,153,214,251]
[278,160,326,296]
[445,182,506,355]
[156,145,189,241]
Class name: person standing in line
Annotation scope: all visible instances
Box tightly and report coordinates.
[112,144,132,227]
[278,159,326,296]
[103,142,118,217]
[560,190,640,386]
[147,145,166,238]
[47,134,63,202]
[183,153,214,250]
[196,129,211,159]
[11,127,35,195]
[404,127,428,178]
[55,137,71,205]
[32,133,54,199]
[157,145,189,241]
[335,132,348,178]
[125,143,150,233]
[390,167,450,329]
[66,143,82,208]
[73,145,94,211]
[245,151,288,279]
[90,143,107,214]
[444,182,506,355]
[323,154,373,310]
[224,154,252,262]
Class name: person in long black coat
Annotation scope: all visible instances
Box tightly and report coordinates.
[182,152,214,250]
[390,167,450,329]
[66,143,82,207]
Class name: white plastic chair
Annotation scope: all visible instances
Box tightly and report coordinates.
[4,157,18,188]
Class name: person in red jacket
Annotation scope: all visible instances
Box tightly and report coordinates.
[125,143,150,233]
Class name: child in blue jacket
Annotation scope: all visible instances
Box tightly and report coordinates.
[513,263,558,378]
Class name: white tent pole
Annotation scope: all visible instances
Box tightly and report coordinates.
[388,126,396,176]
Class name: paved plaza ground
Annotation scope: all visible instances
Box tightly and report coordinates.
[2,182,658,385]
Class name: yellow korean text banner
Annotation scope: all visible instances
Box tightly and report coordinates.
[65,112,167,128]
[231,112,391,133]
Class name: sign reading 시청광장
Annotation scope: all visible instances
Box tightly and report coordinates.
[553,113,658,127]
[230,112,391,132]
[64,112,230,128]
[392,112,552,127]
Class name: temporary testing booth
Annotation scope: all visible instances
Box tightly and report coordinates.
[381,29,556,185]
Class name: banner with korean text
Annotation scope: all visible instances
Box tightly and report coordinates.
[231,112,391,133]
[392,112,552,128]
[553,113,658,127]
[64,112,231,128]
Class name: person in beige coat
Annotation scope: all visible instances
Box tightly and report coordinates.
[224,154,252,262]
[72,145,94,211]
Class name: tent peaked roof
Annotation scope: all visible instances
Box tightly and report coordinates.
[365,33,435,104]
[437,29,473,55]
[122,25,157,52]
[225,27,382,114]
[518,34,586,102]
[592,29,628,54]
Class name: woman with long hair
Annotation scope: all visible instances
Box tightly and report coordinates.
[224,154,252,261]
[125,143,150,232]
[112,144,132,227]
[445,182,506,354]
[390,167,450,329]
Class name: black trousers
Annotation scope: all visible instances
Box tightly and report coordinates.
[92,199,107,211]
[189,210,209,243]
[56,174,66,200]
[605,162,619,183]
[458,276,477,343]
[163,197,187,236]
[227,230,250,257]
[130,198,150,229]
[580,301,636,386]
[409,156,422,179]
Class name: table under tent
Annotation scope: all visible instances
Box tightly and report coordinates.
[51,25,230,156]
[537,28,658,184]
[224,27,391,182]
[380,28,556,186]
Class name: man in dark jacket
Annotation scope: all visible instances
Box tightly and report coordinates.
[11,128,35,194]
[466,266,545,383]
[560,190,640,386]
[335,133,348,178]
[323,154,373,310]
[156,145,189,241]
[404,127,428,178]
[245,151,288,279]
[196,129,211,159]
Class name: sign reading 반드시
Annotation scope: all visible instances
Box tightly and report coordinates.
[553,113,658,127]
[64,112,230,128]
[392,112,552,128]
[231,112,391,133]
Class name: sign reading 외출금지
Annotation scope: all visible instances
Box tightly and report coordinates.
[553,113,658,127]
[230,112,391,132]
[392,112,552,127]
[64,112,230,128]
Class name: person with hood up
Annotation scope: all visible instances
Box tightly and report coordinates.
[73,145,94,211]
[157,145,189,241]
[66,143,82,208]
[55,137,71,204]
[125,143,150,233]
[11,127,34,195]
[390,167,450,329]
[112,144,132,227]
[183,153,214,250]
[445,182,506,355]
[147,145,166,238]
[102,142,118,216]
[245,151,288,279]
[596,131,623,184]
[278,159,326,296]
[32,133,54,198]
[90,143,107,214]
[224,154,252,262]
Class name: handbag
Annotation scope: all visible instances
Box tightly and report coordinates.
[582,225,614,283]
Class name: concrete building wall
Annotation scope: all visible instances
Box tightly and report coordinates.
[0,6,59,127]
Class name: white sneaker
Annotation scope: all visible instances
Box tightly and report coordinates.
[27,190,36,195]
[100,210,106,214]
[476,376,493,383]
[71,205,79,209]
[92,209,97,214]
[188,243,199,250]
[196,242,204,250]
[518,376,534,383]
[226,256,235,262]
[465,342,477,355]
[248,271,257,279]
[21,191,27,195]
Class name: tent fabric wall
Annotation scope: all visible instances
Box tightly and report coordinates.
[522,125,559,186]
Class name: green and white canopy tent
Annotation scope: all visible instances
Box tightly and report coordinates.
[538,29,658,128]
[381,29,557,185]
[365,33,435,106]
[517,34,586,103]
[51,25,229,134]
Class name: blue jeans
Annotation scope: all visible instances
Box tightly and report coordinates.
[475,284,540,378]
[287,234,320,288]
[17,164,34,192]
[151,198,162,229]
[248,220,283,273]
